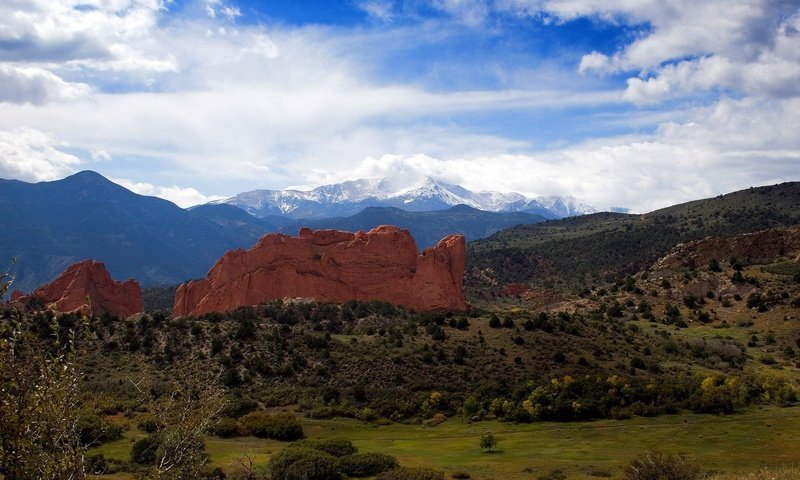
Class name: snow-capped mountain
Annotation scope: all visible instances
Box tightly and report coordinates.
[211,177,598,219]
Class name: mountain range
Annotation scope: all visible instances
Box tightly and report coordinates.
[0,171,548,292]
[211,177,599,220]
[0,171,265,293]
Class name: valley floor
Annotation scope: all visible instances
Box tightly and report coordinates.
[92,405,800,480]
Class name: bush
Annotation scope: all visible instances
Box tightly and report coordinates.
[213,417,240,438]
[77,409,123,446]
[293,438,357,457]
[85,454,108,475]
[537,470,566,480]
[451,472,470,479]
[221,396,259,419]
[378,467,445,480]
[131,434,162,465]
[337,453,399,477]
[624,450,702,480]
[136,413,164,434]
[238,412,305,441]
[269,447,339,480]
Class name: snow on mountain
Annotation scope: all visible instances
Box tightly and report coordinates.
[212,177,600,219]
[534,195,598,217]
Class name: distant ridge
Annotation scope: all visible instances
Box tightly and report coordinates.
[211,176,597,220]
[278,205,547,248]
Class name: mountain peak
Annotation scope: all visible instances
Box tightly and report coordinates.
[214,176,601,220]
[61,170,109,184]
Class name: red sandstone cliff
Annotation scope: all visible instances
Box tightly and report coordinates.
[13,260,143,317]
[654,226,800,270]
[172,226,466,317]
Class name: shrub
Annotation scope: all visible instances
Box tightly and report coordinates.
[480,431,496,451]
[269,447,339,480]
[337,453,399,477]
[238,412,305,441]
[451,472,470,479]
[136,413,164,434]
[77,409,123,446]
[131,434,162,465]
[537,470,566,480]
[213,417,240,438]
[624,450,702,480]
[293,438,357,457]
[378,467,445,480]
[221,396,259,419]
[85,454,108,475]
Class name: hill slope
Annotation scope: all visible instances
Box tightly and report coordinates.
[467,182,800,289]
[0,171,270,292]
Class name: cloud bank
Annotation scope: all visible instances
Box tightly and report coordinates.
[0,0,797,212]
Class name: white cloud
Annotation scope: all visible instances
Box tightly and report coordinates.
[502,0,800,103]
[431,0,490,26]
[0,0,797,216]
[0,0,172,103]
[0,127,82,181]
[91,149,112,161]
[311,96,800,213]
[358,1,395,22]
[0,64,92,104]
[578,51,611,75]
[113,178,223,208]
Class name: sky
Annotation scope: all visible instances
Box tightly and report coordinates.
[0,0,799,212]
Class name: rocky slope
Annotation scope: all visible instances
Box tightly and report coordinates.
[172,226,466,316]
[12,259,143,317]
[654,226,800,270]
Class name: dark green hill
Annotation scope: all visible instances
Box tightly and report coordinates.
[0,171,269,292]
[467,182,800,289]
[280,205,546,248]
[189,203,278,237]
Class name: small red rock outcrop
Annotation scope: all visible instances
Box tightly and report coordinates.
[13,260,143,317]
[654,226,800,270]
[172,226,466,317]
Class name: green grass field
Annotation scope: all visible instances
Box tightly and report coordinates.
[91,405,800,480]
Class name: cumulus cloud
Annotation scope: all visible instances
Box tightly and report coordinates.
[0,0,173,103]
[499,0,800,103]
[0,127,82,182]
[0,0,797,215]
[313,96,800,213]
[0,64,91,104]
[113,178,223,208]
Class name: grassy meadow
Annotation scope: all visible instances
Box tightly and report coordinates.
[91,405,800,480]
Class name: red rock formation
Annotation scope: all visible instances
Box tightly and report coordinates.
[172,226,466,317]
[13,260,143,317]
[654,226,800,270]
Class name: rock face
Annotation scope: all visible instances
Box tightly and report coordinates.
[13,260,143,317]
[172,226,466,317]
[654,226,800,270]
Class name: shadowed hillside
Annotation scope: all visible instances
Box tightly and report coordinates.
[467,182,800,290]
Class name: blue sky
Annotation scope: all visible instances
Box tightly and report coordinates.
[0,0,799,211]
